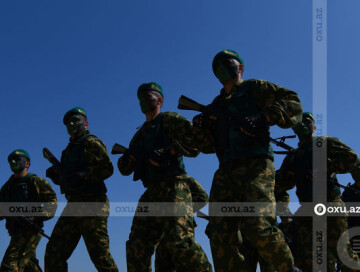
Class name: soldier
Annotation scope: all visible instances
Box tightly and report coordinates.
[192,49,302,272]
[0,149,57,272]
[117,82,212,272]
[275,112,360,271]
[44,107,118,272]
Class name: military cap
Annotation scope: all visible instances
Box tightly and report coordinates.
[303,112,315,122]
[63,107,87,125]
[212,49,245,75]
[137,82,163,99]
[8,149,30,162]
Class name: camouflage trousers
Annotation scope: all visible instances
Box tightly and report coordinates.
[207,157,294,272]
[0,229,42,272]
[126,174,212,272]
[44,195,118,272]
[295,200,360,272]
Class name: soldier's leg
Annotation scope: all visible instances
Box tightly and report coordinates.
[44,216,81,272]
[241,158,294,272]
[295,216,313,271]
[126,187,165,272]
[328,214,360,272]
[23,249,42,272]
[126,212,164,272]
[164,179,211,272]
[208,167,257,272]
[81,216,118,272]
[155,237,174,272]
[187,176,209,212]
[0,230,41,272]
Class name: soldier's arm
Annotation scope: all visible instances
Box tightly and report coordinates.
[275,154,297,215]
[162,112,200,157]
[187,176,209,212]
[32,176,58,221]
[117,138,136,176]
[351,158,360,182]
[192,126,216,154]
[251,79,302,128]
[327,136,358,174]
[83,136,114,183]
[0,182,8,220]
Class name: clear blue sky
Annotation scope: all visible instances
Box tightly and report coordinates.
[1,0,359,271]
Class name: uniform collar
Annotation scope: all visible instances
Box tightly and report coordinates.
[69,130,90,143]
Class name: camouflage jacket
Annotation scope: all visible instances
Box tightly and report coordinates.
[194,79,303,157]
[275,136,359,206]
[51,130,113,197]
[117,112,199,181]
[0,173,58,221]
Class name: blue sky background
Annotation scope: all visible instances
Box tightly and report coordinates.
[1,0,360,271]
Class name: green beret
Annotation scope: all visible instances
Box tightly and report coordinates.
[137,82,163,99]
[8,149,30,162]
[212,49,245,75]
[63,107,87,124]
[303,112,315,122]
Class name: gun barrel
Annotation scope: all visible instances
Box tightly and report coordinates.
[178,95,205,112]
[111,143,128,155]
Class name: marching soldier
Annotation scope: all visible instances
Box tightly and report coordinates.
[118,82,212,272]
[0,149,57,272]
[44,107,118,272]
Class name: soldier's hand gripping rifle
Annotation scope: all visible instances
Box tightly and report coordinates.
[178,95,243,154]
[178,95,296,153]
[111,143,145,181]
[112,143,177,182]
[42,148,67,194]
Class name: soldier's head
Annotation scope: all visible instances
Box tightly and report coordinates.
[63,107,89,137]
[293,112,316,140]
[137,82,164,114]
[8,149,30,174]
[212,49,244,84]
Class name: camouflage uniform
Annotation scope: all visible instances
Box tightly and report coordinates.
[0,173,57,272]
[118,112,212,272]
[44,130,118,272]
[275,136,360,271]
[194,79,302,272]
[155,176,209,272]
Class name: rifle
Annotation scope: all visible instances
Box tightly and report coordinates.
[328,173,360,195]
[271,135,296,154]
[20,216,50,240]
[112,142,180,183]
[178,95,247,155]
[178,95,296,154]
[111,143,149,181]
[196,210,209,220]
[111,143,128,155]
[42,147,66,194]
